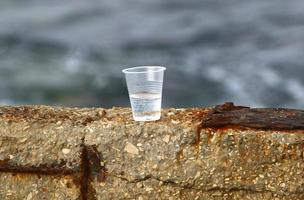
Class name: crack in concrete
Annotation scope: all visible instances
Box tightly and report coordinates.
[112,174,304,197]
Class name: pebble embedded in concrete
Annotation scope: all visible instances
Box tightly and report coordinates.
[62,148,71,154]
[124,142,139,155]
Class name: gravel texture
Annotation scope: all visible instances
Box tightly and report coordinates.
[0,173,79,200]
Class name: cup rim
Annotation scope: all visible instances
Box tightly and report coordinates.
[122,66,166,74]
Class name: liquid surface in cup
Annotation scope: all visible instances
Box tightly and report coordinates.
[130,92,161,121]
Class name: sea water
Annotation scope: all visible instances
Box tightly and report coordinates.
[130,92,162,121]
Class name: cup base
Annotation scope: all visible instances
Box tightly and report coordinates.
[133,113,161,122]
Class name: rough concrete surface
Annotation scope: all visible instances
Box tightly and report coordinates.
[0,104,303,199]
[0,173,79,200]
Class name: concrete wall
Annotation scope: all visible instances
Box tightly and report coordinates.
[0,103,303,200]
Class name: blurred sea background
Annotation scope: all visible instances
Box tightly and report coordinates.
[0,0,304,109]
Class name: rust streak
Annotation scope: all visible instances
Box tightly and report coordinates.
[86,145,108,183]
[80,144,90,200]
[0,145,107,200]
[189,110,206,158]
[80,144,107,200]
[202,102,304,131]
[0,160,74,175]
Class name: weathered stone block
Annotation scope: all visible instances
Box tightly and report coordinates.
[0,104,303,199]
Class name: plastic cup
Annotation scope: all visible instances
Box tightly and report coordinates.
[122,66,166,121]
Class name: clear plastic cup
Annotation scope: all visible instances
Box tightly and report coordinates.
[122,66,166,121]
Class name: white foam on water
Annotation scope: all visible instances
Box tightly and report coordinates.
[284,79,304,108]
[206,64,264,107]
[0,99,16,106]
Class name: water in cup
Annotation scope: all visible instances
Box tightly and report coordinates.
[122,66,166,121]
[130,92,161,121]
